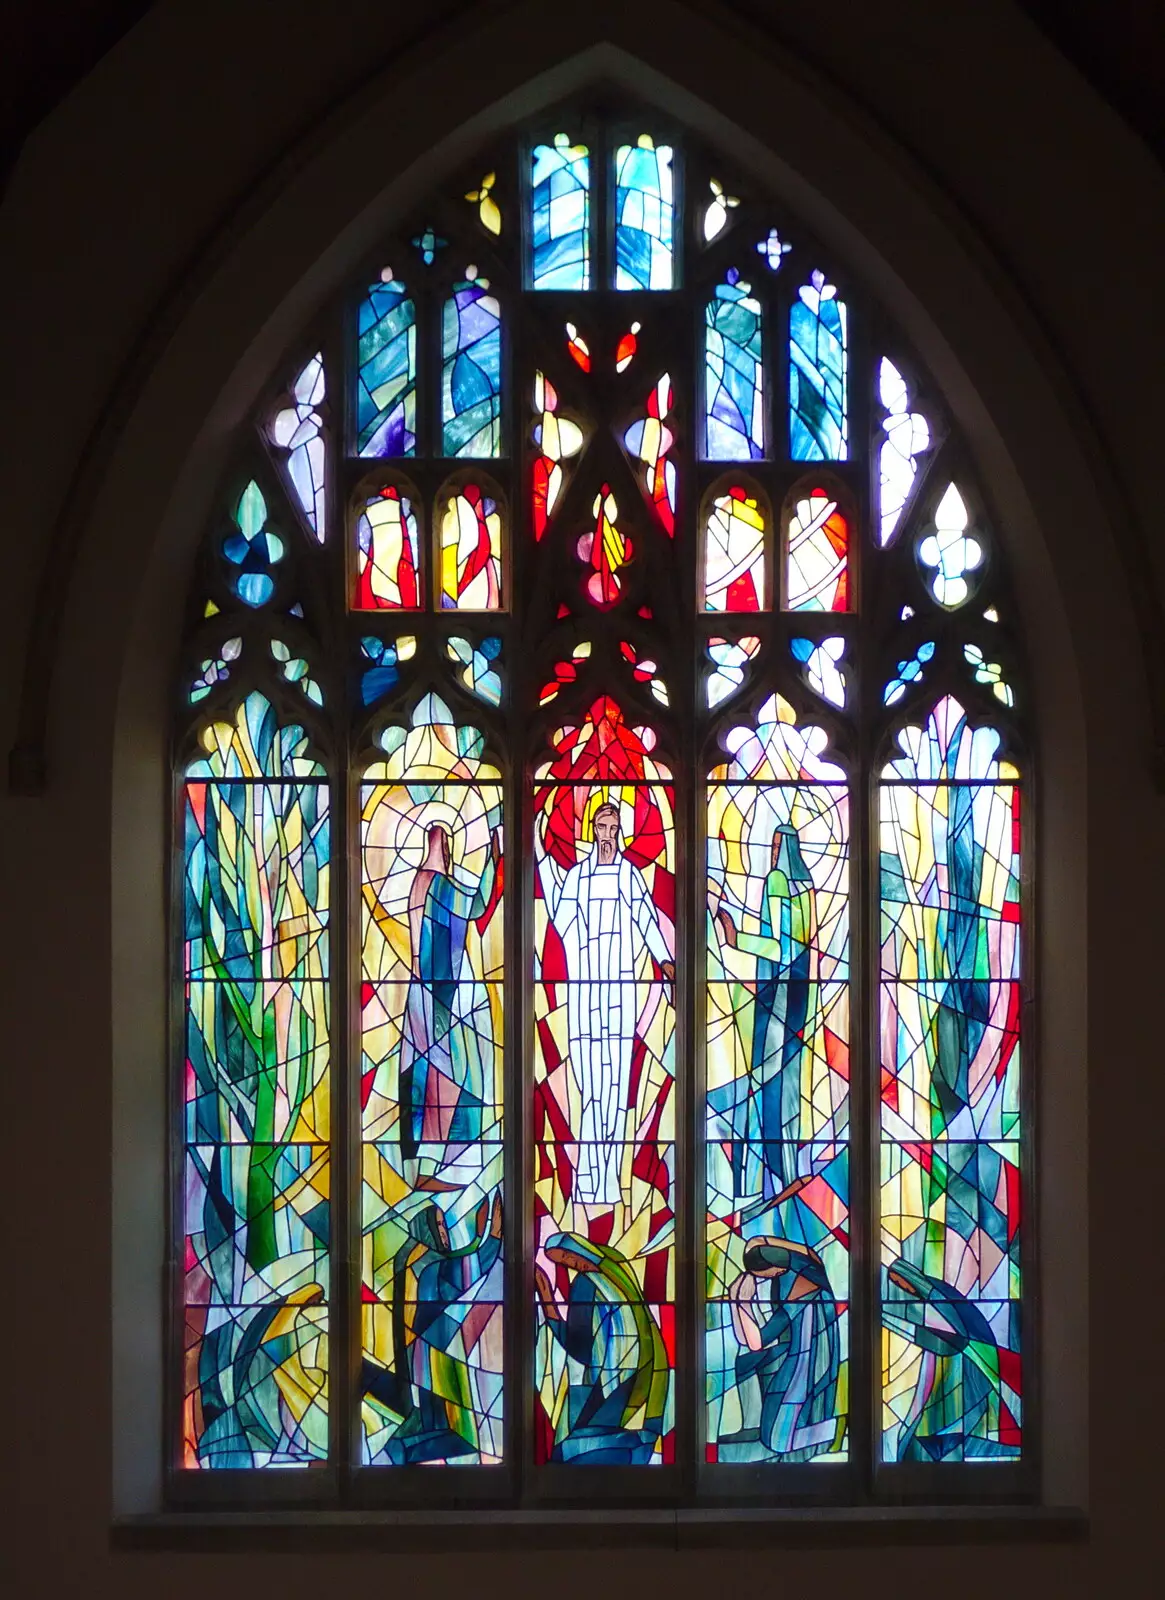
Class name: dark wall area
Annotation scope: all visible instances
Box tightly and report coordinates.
[1,2,1162,1593]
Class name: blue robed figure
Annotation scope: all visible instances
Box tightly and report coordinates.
[712,823,818,1198]
[362,1196,503,1464]
[721,1237,840,1461]
[400,823,499,1163]
[883,1258,1014,1461]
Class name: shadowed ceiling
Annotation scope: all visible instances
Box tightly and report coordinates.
[2,3,1162,187]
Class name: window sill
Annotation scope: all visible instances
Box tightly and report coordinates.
[112,1505,1087,1552]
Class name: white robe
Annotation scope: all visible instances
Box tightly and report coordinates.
[540,851,672,1204]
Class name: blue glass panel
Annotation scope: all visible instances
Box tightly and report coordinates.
[411,226,447,265]
[790,271,848,461]
[884,641,936,706]
[223,482,283,608]
[442,275,502,458]
[356,277,417,457]
[614,138,674,291]
[704,274,764,460]
[531,136,590,290]
[360,635,416,706]
[448,635,503,707]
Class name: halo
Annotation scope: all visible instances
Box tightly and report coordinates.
[579,785,637,846]
[365,785,499,917]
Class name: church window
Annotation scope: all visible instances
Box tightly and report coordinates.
[173,107,1028,1500]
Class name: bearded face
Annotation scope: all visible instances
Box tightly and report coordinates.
[592,807,620,865]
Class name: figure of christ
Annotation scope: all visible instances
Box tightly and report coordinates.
[400,823,501,1164]
[711,822,818,1199]
[538,802,675,1207]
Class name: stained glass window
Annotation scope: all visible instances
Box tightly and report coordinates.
[790,270,847,461]
[182,695,330,1468]
[879,700,1021,1461]
[356,275,417,458]
[919,484,983,607]
[579,484,632,609]
[703,485,767,612]
[533,371,583,540]
[706,635,760,707]
[442,272,501,458]
[707,696,850,1463]
[354,486,421,610]
[225,482,284,608]
[704,273,764,460]
[269,354,327,542]
[784,486,851,612]
[878,358,930,545]
[437,482,504,610]
[792,636,846,707]
[534,698,677,1463]
[175,107,1029,1504]
[623,375,676,535]
[531,135,589,290]
[614,137,674,290]
[361,698,505,1463]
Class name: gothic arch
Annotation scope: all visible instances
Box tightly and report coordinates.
[2,5,1102,1516]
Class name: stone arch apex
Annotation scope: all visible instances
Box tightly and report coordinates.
[5,0,1146,801]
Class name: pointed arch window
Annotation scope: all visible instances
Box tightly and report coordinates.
[173,108,1029,1504]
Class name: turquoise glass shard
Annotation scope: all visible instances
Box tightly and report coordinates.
[614,137,674,290]
[442,274,502,457]
[884,641,935,706]
[190,637,241,704]
[531,135,590,290]
[411,226,447,265]
[791,636,846,707]
[790,271,847,461]
[964,645,1015,707]
[223,481,283,608]
[705,273,764,460]
[360,635,416,706]
[448,635,503,706]
[271,640,323,706]
[356,276,417,457]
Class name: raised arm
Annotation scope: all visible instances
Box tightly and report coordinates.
[728,1268,763,1352]
[448,860,494,923]
[630,866,673,969]
[536,836,566,917]
[735,875,814,966]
